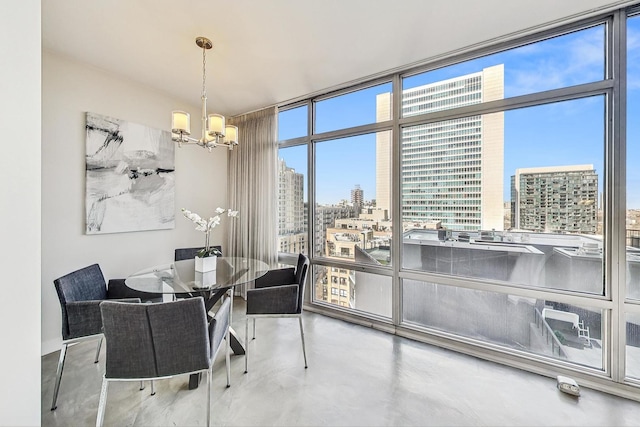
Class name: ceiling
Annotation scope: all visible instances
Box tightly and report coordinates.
[42,0,633,117]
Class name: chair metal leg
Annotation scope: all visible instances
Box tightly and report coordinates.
[225,327,231,387]
[94,337,103,363]
[51,343,68,410]
[244,317,249,373]
[96,375,109,427]
[150,380,155,395]
[228,289,233,325]
[139,381,145,391]
[206,367,212,427]
[299,317,308,368]
[252,318,256,340]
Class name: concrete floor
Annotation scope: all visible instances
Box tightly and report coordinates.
[42,298,640,426]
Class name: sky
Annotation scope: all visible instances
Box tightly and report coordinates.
[278,17,640,209]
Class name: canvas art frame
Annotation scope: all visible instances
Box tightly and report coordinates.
[85,112,175,234]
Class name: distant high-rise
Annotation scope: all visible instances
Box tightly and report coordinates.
[277,158,306,253]
[376,64,504,231]
[511,165,598,233]
[351,185,364,212]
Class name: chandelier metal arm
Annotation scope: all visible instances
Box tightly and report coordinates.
[173,132,225,151]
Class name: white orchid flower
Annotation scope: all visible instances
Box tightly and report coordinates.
[181,207,239,256]
[208,216,221,228]
[182,209,204,224]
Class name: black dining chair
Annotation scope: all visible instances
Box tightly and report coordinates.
[96,296,231,427]
[50,263,156,410]
[244,253,310,373]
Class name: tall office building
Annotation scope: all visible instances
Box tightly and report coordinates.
[376,95,392,214]
[511,165,598,233]
[376,64,504,231]
[277,158,307,253]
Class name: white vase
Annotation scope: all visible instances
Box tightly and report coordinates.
[194,270,217,288]
[195,255,217,272]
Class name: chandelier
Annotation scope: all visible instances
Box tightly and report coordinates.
[171,37,238,151]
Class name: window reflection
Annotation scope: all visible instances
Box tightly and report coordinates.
[314,265,391,318]
[627,313,640,379]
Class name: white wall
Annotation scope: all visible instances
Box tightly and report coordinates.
[0,1,41,424]
[41,52,229,355]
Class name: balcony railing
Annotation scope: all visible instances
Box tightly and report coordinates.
[534,308,568,359]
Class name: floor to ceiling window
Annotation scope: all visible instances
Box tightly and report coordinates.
[277,6,640,398]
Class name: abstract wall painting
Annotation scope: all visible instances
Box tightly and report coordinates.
[85,112,175,234]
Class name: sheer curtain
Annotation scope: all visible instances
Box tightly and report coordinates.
[227,106,278,296]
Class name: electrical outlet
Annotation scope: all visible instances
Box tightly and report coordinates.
[557,375,580,396]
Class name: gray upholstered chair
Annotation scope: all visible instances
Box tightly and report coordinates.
[244,253,310,373]
[51,263,154,411]
[96,297,231,427]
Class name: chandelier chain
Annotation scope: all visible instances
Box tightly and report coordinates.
[202,44,207,98]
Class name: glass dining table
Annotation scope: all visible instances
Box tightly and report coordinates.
[125,257,269,389]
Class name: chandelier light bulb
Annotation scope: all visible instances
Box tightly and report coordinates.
[224,125,238,145]
[207,113,225,136]
[171,111,191,135]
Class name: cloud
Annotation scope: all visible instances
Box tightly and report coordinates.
[505,27,605,96]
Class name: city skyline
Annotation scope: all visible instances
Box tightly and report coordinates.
[279,95,604,207]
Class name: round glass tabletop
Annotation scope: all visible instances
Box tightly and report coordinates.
[125,257,269,294]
